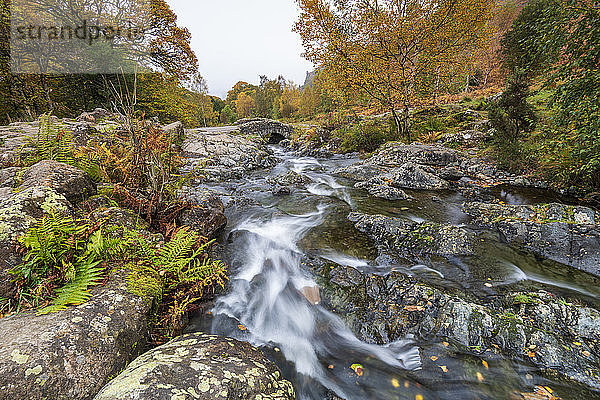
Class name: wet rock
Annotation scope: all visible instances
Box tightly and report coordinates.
[583,192,600,211]
[0,186,73,298]
[0,271,152,400]
[93,332,295,400]
[349,212,474,256]
[463,202,600,276]
[354,181,411,200]
[178,189,227,239]
[314,261,600,390]
[182,129,277,183]
[272,186,292,196]
[20,160,97,203]
[267,171,311,187]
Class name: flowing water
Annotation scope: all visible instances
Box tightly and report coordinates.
[188,147,600,400]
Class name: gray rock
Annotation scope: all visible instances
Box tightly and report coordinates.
[348,212,474,256]
[380,162,449,190]
[464,202,600,276]
[267,171,310,187]
[0,167,19,188]
[0,271,151,400]
[77,108,113,123]
[354,181,411,201]
[182,130,276,183]
[20,160,96,203]
[368,143,461,168]
[314,261,600,390]
[178,189,227,239]
[93,332,295,400]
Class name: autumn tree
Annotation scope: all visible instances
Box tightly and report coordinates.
[298,86,316,118]
[254,75,284,118]
[236,91,255,118]
[295,0,496,137]
[226,81,257,105]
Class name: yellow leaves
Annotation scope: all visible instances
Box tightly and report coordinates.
[482,360,489,369]
[350,363,364,376]
[391,378,400,388]
[439,365,448,373]
[404,305,425,312]
[476,372,485,382]
[416,395,424,400]
[430,356,439,361]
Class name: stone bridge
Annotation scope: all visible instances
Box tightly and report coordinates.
[235,118,295,143]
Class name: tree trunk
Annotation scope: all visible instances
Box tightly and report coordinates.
[391,106,410,140]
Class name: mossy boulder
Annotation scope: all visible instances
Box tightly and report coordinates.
[463,202,600,276]
[94,332,295,400]
[0,271,152,400]
[20,160,97,203]
[312,260,600,391]
[348,212,474,256]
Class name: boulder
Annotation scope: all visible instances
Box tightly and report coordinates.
[463,202,600,276]
[368,143,461,168]
[93,332,295,400]
[182,130,276,183]
[0,271,151,400]
[76,108,113,123]
[178,189,227,239]
[354,181,411,201]
[267,171,311,187]
[312,261,600,390]
[378,162,450,190]
[0,186,73,298]
[0,167,19,188]
[20,160,97,203]
[348,212,474,256]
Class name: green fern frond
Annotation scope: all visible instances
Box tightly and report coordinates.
[38,260,104,315]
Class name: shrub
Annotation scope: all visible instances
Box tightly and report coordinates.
[337,119,400,153]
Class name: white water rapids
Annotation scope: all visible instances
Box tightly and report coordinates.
[211,157,421,400]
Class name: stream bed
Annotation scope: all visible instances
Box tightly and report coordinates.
[188,147,600,400]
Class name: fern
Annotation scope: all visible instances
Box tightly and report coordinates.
[22,114,77,166]
[38,260,104,314]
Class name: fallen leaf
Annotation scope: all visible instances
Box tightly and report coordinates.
[404,381,410,388]
[350,363,364,376]
[484,283,493,288]
[430,356,439,361]
[442,341,449,347]
[404,305,425,312]
[439,365,448,373]
[416,395,424,400]
[237,324,247,331]
[391,378,400,388]
[328,365,334,369]
[476,372,484,382]
[582,350,591,357]
[482,360,489,369]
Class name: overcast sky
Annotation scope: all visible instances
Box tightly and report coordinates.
[168,0,314,98]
